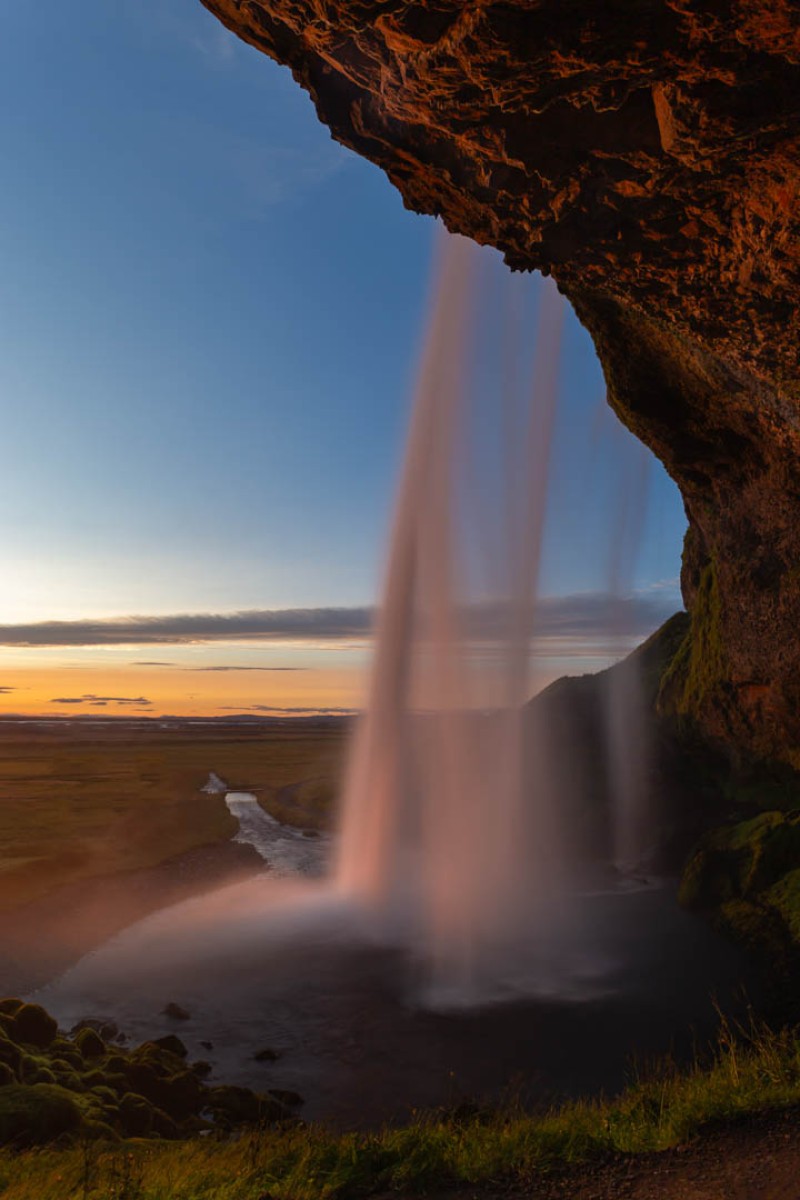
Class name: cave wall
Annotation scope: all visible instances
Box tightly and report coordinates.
[199,0,800,764]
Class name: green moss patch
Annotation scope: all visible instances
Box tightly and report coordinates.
[659,560,726,725]
[680,809,800,981]
[0,998,299,1148]
[0,1084,83,1147]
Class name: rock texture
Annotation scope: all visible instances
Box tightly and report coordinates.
[200,0,800,764]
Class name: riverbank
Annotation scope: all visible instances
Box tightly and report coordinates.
[0,719,345,992]
[0,838,263,995]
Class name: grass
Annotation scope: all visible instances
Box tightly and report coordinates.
[0,1016,799,1198]
[0,721,346,914]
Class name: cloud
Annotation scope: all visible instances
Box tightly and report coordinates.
[50,694,153,707]
[191,666,307,672]
[1,608,372,648]
[0,687,15,694]
[132,661,306,672]
[0,591,682,652]
[219,705,357,716]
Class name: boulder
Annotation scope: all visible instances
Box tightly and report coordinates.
[162,1002,191,1021]
[75,1027,105,1060]
[0,1084,83,1147]
[153,1034,188,1059]
[11,1003,58,1049]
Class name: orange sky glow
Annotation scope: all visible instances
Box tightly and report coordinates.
[0,656,368,719]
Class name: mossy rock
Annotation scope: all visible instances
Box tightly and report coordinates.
[11,1004,58,1049]
[679,843,737,908]
[153,1034,187,1058]
[658,560,725,724]
[152,1070,206,1122]
[680,811,800,910]
[90,1084,118,1107]
[0,1000,24,1018]
[27,1066,57,1086]
[714,899,793,964]
[0,1064,14,1088]
[103,1072,130,1098]
[118,1092,155,1136]
[0,1037,22,1075]
[81,1117,119,1141]
[765,868,800,944]
[207,1084,289,1127]
[70,1017,119,1043]
[75,1027,105,1060]
[121,1062,204,1121]
[51,1067,82,1092]
[82,1068,110,1090]
[18,1053,46,1083]
[134,1043,185,1074]
[150,1106,180,1139]
[56,1050,84,1072]
[0,1084,83,1147]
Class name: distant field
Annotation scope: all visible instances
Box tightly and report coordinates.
[0,720,347,915]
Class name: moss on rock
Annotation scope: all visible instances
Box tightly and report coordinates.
[74,1027,105,1060]
[0,995,302,1146]
[659,560,726,729]
[680,809,800,993]
[0,1084,83,1147]
[11,1004,57,1050]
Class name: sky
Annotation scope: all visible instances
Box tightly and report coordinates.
[0,0,687,718]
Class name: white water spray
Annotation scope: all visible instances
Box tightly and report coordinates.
[335,232,571,995]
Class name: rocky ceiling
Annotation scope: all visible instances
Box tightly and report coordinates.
[199,0,800,765]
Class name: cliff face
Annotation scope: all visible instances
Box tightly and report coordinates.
[200,0,800,765]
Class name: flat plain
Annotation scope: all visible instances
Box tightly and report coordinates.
[0,718,347,990]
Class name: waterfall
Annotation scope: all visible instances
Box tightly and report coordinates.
[335,228,655,998]
[335,231,570,995]
[606,432,653,873]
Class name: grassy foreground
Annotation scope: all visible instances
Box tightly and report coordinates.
[2,1017,800,1199]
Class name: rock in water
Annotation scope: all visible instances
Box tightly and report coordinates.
[162,1001,191,1021]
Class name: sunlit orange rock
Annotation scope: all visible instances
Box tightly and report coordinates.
[200,0,800,765]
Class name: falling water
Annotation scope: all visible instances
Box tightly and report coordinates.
[335,231,569,996]
[587,401,654,872]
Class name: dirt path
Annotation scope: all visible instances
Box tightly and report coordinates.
[411,1107,800,1200]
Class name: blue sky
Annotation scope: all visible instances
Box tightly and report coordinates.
[0,0,686,715]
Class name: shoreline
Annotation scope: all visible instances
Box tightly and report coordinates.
[1,836,264,996]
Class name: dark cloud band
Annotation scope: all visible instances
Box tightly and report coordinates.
[0,593,680,650]
[49,694,153,707]
[4,608,372,647]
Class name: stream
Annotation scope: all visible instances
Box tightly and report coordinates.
[225,791,329,878]
[30,773,758,1129]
